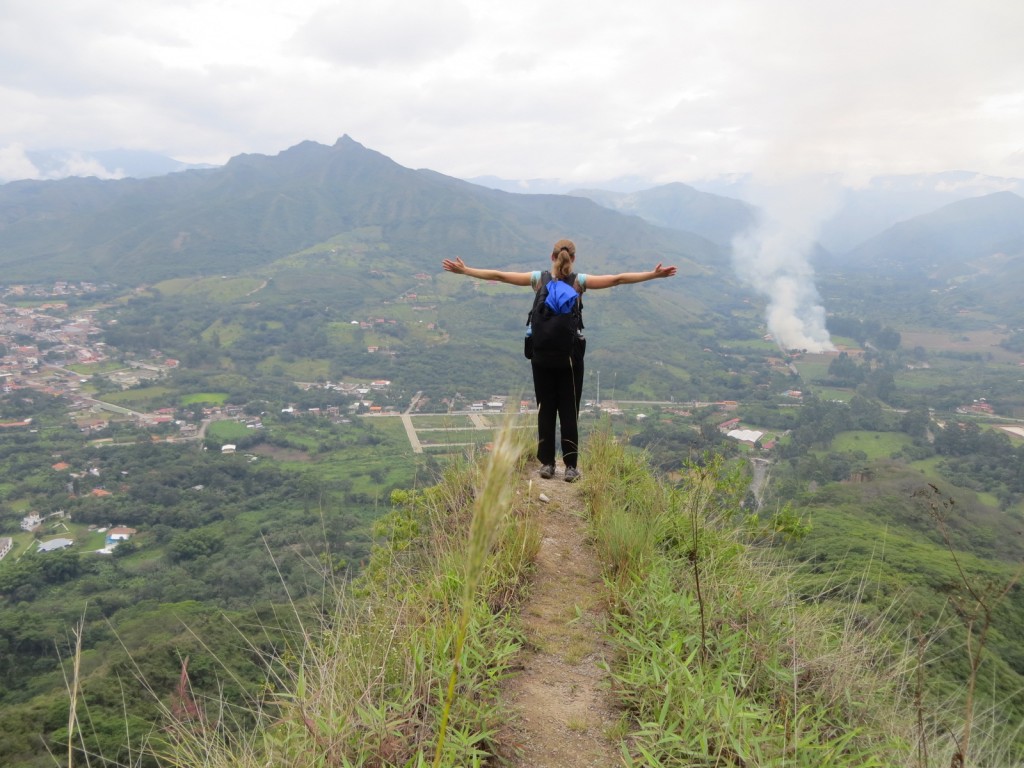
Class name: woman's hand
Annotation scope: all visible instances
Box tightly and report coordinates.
[652,263,677,279]
[442,257,467,274]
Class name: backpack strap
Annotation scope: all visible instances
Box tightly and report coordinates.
[565,271,584,328]
[527,271,551,327]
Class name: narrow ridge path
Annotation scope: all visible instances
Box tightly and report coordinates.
[499,470,623,767]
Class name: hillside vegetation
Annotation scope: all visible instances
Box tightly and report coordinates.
[5,137,1024,766]
[66,424,1008,767]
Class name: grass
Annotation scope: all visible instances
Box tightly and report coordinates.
[793,357,833,383]
[124,419,540,768]
[201,319,246,347]
[153,276,266,301]
[205,420,251,441]
[256,355,331,380]
[411,415,475,429]
[581,430,979,767]
[416,429,493,446]
[181,392,229,406]
[814,386,855,402]
[67,361,127,374]
[909,455,945,481]
[57,424,1023,767]
[99,385,176,408]
[831,430,914,459]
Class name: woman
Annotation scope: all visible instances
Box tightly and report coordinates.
[442,239,677,482]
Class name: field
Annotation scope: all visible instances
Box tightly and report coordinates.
[418,429,493,446]
[181,392,229,406]
[901,328,1019,361]
[206,420,253,441]
[792,353,835,385]
[256,355,331,380]
[410,415,475,429]
[831,430,913,460]
[67,361,127,374]
[100,385,176,408]
[152,275,267,301]
[814,387,854,402]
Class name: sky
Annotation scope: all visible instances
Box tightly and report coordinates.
[2,0,1023,186]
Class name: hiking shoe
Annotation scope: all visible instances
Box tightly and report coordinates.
[539,464,556,479]
[564,466,581,483]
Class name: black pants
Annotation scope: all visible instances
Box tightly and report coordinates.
[532,355,584,468]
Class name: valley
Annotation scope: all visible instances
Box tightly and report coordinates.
[3,138,1024,765]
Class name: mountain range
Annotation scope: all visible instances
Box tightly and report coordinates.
[2,135,1023,335]
[0,137,723,286]
[569,176,1024,328]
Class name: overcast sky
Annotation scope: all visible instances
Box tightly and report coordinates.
[2,0,1023,185]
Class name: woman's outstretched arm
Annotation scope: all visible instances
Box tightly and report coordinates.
[584,263,677,290]
[442,257,533,287]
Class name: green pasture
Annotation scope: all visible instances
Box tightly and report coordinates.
[100,385,176,408]
[814,387,854,402]
[206,420,252,441]
[829,336,861,350]
[364,416,413,445]
[3,298,67,309]
[201,319,246,347]
[181,392,229,406]
[719,338,778,353]
[793,358,831,383]
[405,320,445,344]
[412,415,475,429]
[0,532,36,566]
[896,365,962,392]
[909,455,944,481]
[80,528,110,550]
[257,355,331,380]
[309,454,420,499]
[327,321,361,343]
[67,361,126,374]
[417,429,492,446]
[830,430,913,460]
[153,275,266,301]
[294,419,420,495]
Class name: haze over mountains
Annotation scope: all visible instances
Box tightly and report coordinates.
[2,135,1023,345]
[6,137,1022,255]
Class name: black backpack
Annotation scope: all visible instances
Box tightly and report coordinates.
[524,271,585,368]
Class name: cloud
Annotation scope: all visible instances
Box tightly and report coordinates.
[289,0,473,68]
[0,0,1022,183]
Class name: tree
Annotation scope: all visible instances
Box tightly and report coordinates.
[827,352,864,387]
[168,529,223,561]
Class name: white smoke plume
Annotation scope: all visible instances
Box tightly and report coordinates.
[730,177,839,352]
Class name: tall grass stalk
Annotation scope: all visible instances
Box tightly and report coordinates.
[432,418,525,767]
[62,617,85,768]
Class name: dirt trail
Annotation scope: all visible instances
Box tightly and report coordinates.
[499,469,623,767]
